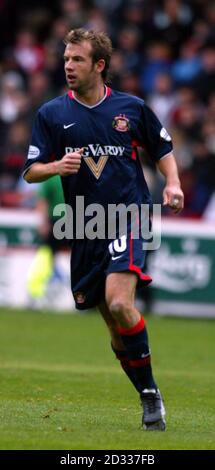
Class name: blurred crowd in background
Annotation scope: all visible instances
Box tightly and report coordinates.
[0,0,215,219]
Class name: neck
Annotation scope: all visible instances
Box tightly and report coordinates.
[73,82,106,106]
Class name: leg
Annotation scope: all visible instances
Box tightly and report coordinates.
[98,300,141,392]
[105,271,166,430]
[105,272,156,390]
[105,272,140,328]
[98,299,124,351]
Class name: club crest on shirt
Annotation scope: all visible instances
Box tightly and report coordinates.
[112,114,130,132]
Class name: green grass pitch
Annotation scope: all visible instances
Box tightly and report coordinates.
[0,308,214,450]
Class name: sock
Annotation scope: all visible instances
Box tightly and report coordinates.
[118,316,157,393]
[111,344,142,393]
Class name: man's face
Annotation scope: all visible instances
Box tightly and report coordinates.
[64,40,98,92]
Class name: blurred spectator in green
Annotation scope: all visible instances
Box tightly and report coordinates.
[27,175,67,302]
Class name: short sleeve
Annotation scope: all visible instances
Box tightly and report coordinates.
[23,107,54,176]
[135,103,173,162]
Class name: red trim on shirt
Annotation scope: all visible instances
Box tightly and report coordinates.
[68,90,74,99]
[132,139,140,147]
[131,140,138,160]
[68,87,111,100]
[106,86,112,97]
[131,139,146,160]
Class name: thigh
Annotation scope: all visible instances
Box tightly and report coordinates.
[105,271,138,306]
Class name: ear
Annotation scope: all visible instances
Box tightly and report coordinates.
[95,59,105,74]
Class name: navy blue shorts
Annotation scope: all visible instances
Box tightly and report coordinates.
[70,235,152,310]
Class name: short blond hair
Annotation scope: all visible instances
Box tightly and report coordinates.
[64,28,113,82]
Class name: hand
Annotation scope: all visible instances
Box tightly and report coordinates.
[57,148,83,176]
[163,184,184,214]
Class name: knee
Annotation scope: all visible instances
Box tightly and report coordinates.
[108,299,132,319]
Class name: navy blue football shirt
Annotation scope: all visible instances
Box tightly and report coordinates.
[23,86,173,211]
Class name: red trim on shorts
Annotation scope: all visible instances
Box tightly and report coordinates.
[118,316,145,336]
[129,235,152,284]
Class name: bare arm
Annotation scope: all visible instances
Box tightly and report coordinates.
[157,152,184,213]
[24,149,83,183]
